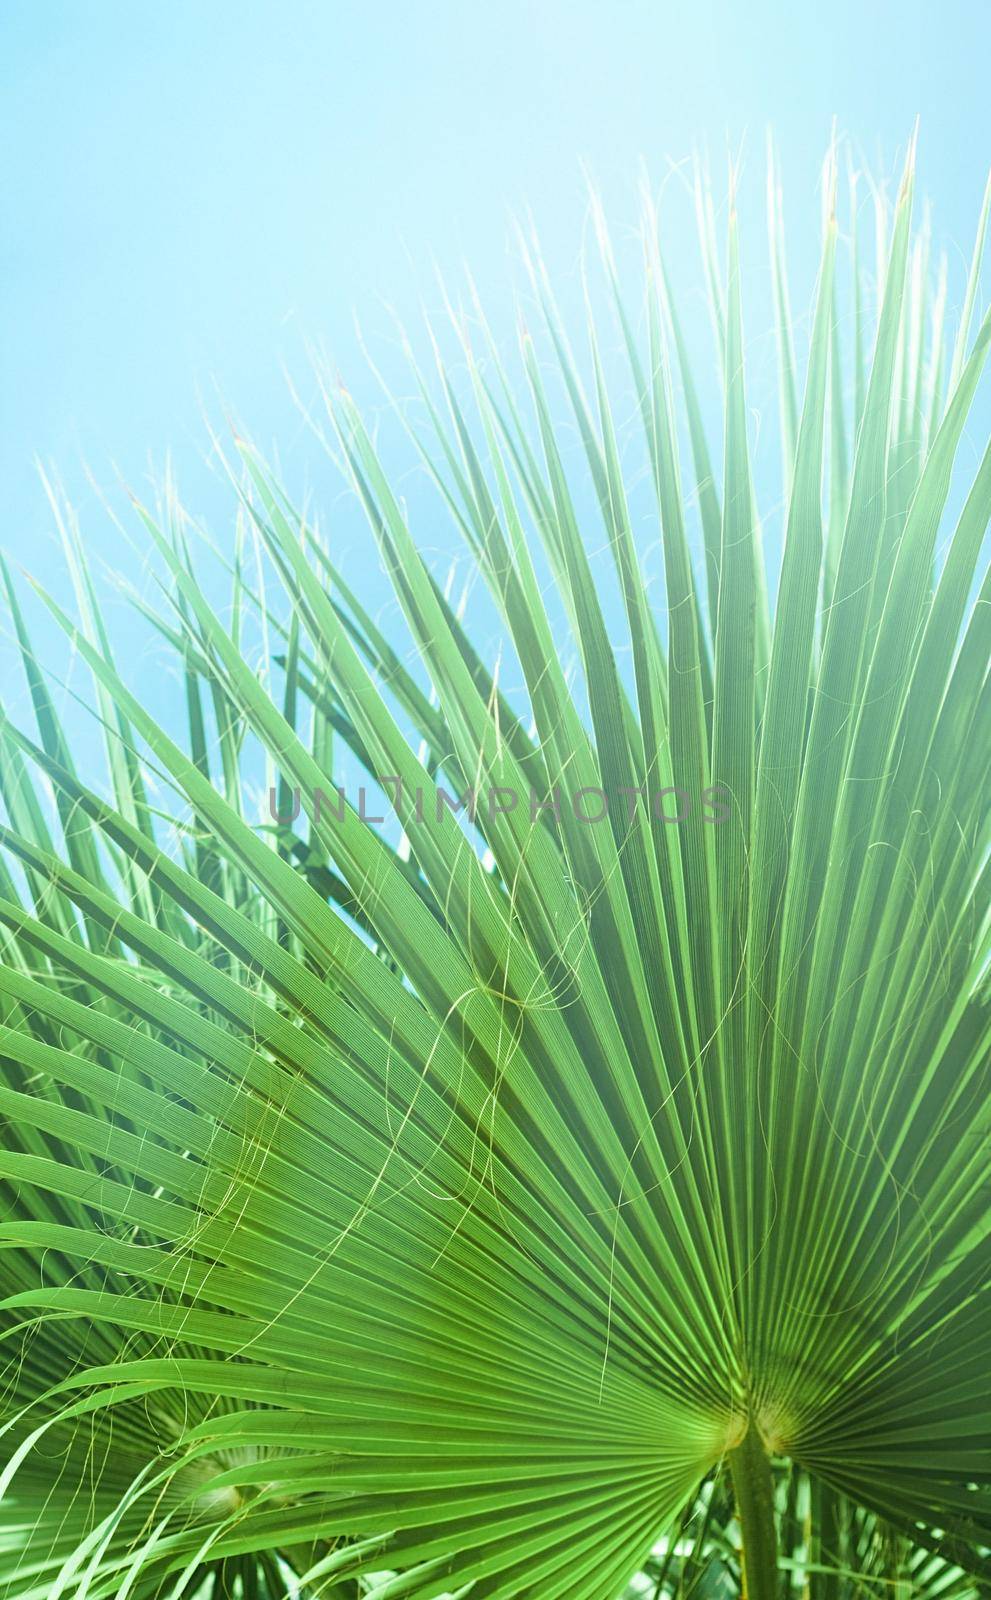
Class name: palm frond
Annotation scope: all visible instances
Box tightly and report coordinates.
[1,139,989,1600]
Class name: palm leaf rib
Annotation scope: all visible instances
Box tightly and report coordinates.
[0,143,989,1600]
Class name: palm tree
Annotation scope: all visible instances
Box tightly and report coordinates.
[0,138,989,1600]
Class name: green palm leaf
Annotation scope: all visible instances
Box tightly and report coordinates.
[1,141,989,1600]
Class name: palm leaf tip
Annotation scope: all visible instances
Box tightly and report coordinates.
[1,136,990,1600]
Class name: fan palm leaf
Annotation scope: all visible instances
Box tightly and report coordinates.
[0,141,989,1599]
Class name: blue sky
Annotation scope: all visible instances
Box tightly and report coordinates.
[1,0,989,732]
